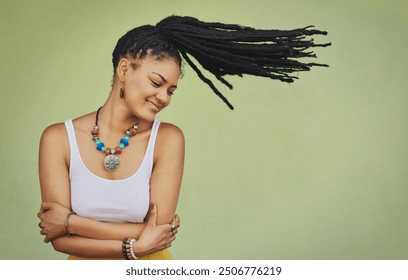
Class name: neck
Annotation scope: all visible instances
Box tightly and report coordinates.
[96,86,152,134]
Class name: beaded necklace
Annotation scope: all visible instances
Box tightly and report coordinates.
[91,107,139,172]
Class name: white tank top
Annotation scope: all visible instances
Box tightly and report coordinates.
[64,118,161,223]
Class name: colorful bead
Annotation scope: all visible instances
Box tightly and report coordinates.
[105,148,111,156]
[96,142,104,150]
[129,128,137,136]
[115,146,122,154]
[120,138,129,146]
[91,130,99,135]
[119,143,125,149]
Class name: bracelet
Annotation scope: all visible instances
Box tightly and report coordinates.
[122,238,130,260]
[122,238,138,260]
[64,211,76,237]
[129,238,138,260]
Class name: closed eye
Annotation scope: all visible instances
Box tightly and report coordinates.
[151,80,161,87]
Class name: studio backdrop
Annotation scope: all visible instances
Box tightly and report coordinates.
[0,0,407,259]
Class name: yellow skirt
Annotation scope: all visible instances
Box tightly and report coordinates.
[67,249,173,260]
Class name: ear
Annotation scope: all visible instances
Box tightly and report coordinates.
[116,58,130,82]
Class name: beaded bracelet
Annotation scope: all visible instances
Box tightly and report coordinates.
[129,238,137,260]
[122,238,138,260]
[64,211,76,237]
[122,238,130,260]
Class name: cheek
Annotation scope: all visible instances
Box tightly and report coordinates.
[126,80,152,99]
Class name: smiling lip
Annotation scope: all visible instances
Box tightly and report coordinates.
[146,100,161,112]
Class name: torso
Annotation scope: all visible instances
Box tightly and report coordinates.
[61,111,176,223]
[41,110,184,224]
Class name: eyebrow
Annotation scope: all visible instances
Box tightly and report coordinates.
[152,72,177,88]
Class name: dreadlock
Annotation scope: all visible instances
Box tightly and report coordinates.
[112,15,331,110]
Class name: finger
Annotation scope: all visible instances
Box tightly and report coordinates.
[172,214,180,223]
[38,222,42,228]
[174,214,180,228]
[168,235,176,244]
[43,237,49,244]
[169,230,175,239]
[146,203,157,227]
[37,212,42,218]
[40,202,52,212]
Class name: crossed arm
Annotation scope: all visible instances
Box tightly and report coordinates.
[37,122,185,258]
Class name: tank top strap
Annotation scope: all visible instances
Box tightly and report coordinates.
[64,119,82,176]
[144,118,161,171]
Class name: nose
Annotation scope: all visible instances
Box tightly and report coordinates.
[155,89,170,104]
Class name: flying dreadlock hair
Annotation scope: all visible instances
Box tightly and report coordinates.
[112,15,331,110]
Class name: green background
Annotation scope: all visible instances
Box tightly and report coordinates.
[1,0,407,260]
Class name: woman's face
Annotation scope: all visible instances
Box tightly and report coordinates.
[123,55,180,121]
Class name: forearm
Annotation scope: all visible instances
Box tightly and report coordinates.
[51,231,166,259]
[69,214,146,240]
[52,236,124,259]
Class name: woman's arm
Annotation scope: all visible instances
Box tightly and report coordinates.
[38,201,147,241]
[39,201,179,241]
[52,236,124,259]
[150,123,185,225]
[51,203,176,258]
[38,123,72,214]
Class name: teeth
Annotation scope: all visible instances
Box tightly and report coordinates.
[147,100,159,110]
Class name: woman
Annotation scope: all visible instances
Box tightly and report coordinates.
[38,15,330,260]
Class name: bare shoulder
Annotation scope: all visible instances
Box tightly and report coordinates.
[155,122,185,160]
[40,122,68,144]
[39,122,70,159]
[40,112,94,144]
[157,122,185,144]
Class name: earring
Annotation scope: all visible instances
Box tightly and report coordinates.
[120,82,125,99]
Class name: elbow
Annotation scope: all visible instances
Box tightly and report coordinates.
[50,238,65,253]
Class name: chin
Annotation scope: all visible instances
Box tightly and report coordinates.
[128,106,154,123]
[138,109,157,123]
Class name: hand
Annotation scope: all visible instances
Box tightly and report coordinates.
[37,202,71,243]
[134,203,180,257]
